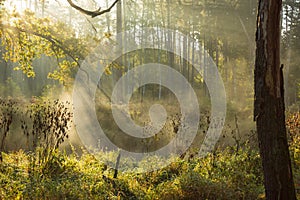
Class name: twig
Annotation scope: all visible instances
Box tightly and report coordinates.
[113,152,121,178]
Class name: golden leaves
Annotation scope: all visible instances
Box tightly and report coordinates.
[1,9,82,83]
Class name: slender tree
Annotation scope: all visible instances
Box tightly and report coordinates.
[254,0,296,199]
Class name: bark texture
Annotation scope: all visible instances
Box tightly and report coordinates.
[254,0,296,199]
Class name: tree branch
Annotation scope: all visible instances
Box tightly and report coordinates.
[67,0,120,18]
[1,23,92,85]
[0,23,82,66]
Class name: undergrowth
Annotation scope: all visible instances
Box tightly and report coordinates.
[1,138,300,199]
[0,144,266,200]
[0,111,299,199]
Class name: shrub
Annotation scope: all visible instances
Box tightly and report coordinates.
[0,98,19,162]
[21,99,72,165]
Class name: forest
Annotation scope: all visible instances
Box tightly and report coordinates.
[0,0,300,199]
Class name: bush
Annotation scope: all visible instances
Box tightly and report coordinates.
[287,112,300,194]
[2,111,300,199]
[0,98,20,162]
[21,99,72,166]
[0,146,264,199]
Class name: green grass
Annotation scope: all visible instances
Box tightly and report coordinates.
[2,142,300,199]
[0,107,299,199]
[0,145,269,200]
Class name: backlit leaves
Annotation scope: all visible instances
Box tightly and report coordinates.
[0,9,83,82]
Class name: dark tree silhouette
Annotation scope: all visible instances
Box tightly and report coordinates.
[254,0,297,199]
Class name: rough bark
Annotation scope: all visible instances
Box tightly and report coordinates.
[254,0,296,199]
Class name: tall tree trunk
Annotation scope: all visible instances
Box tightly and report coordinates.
[232,59,236,99]
[140,1,146,102]
[116,0,122,36]
[116,0,123,99]
[203,35,207,96]
[254,0,296,199]
[183,34,187,78]
[105,0,111,33]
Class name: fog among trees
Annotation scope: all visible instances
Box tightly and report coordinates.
[0,0,299,199]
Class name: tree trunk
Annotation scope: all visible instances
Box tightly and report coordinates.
[254,0,296,199]
[116,0,123,99]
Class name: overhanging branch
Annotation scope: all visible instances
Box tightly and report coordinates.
[67,0,120,18]
[0,24,82,66]
[1,23,92,84]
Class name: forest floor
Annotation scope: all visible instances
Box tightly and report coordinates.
[0,141,300,200]
[0,99,299,199]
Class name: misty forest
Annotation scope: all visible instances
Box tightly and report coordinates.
[0,0,300,199]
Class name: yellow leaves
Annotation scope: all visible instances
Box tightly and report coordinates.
[11,10,20,18]
[47,60,78,86]
[26,71,35,77]
[200,9,207,17]
[103,62,126,76]
[104,65,112,75]
[0,7,84,86]
[71,61,78,68]
[3,52,10,61]
[194,73,203,83]
[13,63,35,77]
[20,62,35,77]
[258,193,265,199]
[23,9,35,17]
[104,32,112,38]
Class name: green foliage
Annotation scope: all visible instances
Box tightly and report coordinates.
[0,9,85,85]
[3,118,300,199]
[0,77,23,98]
[286,112,300,198]
[0,142,271,199]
